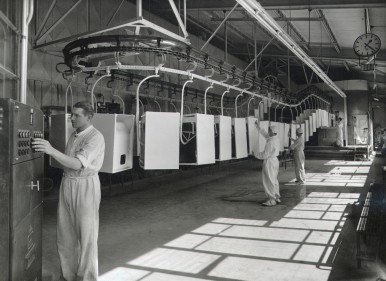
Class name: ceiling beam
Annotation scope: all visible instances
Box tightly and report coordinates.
[239,10,284,50]
[275,10,310,52]
[343,61,351,71]
[211,17,324,22]
[181,0,386,11]
[315,10,341,54]
[229,52,386,66]
[186,14,239,50]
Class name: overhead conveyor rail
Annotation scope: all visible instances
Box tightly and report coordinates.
[61,35,332,109]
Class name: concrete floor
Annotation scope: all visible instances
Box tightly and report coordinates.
[42,157,386,281]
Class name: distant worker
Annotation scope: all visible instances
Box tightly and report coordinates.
[252,121,280,207]
[382,130,386,157]
[32,102,105,281]
[336,117,344,147]
[289,127,306,184]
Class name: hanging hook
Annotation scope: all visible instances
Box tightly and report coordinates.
[180,78,194,144]
[112,94,125,114]
[135,71,160,155]
[205,68,215,78]
[91,68,111,112]
[235,91,244,118]
[232,77,242,87]
[220,73,230,83]
[221,88,230,116]
[204,82,214,115]
[247,96,255,117]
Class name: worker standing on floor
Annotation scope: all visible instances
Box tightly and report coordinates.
[252,121,280,207]
[32,101,105,281]
[382,130,386,157]
[336,117,344,147]
[289,127,306,184]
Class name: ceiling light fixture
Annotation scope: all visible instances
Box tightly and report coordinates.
[236,0,346,98]
[373,97,379,101]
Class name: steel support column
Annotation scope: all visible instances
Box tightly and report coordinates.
[343,97,348,147]
[20,0,33,103]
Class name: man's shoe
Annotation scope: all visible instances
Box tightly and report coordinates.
[262,199,277,207]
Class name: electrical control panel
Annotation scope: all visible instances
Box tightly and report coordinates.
[0,98,43,281]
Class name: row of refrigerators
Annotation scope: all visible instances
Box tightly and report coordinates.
[49,108,334,173]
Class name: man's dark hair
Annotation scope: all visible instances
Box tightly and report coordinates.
[338,117,342,121]
[73,101,94,118]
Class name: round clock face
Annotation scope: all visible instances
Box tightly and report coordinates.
[353,33,381,57]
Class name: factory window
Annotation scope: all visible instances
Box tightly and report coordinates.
[0,0,19,99]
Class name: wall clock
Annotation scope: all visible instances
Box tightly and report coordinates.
[353,33,381,57]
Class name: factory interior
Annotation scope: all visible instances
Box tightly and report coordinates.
[1,0,386,280]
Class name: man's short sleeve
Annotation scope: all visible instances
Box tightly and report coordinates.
[75,132,105,169]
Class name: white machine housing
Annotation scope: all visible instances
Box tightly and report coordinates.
[312,112,317,133]
[284,123,290,148]
[246,117,258,155]
[180,113,215,165]
[271,121,285,151]
[256,120,269,155]
[308,115,314,137]
[92,114,135,173]
[304,120,310,141]
[214,115,232,161]
[232,118,248,159]
[49,114,75,168]
[140,112,180,170]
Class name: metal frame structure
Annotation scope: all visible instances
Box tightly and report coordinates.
[73,62,330,110]
[33,0,190,49]
[236,0,346,98]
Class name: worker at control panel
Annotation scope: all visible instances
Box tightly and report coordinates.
[32,101,105,281]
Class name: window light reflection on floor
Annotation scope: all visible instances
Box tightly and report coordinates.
[101,190,360,281]
[324,160,372,166]
[286,167,368,187]
[127,248,221,274]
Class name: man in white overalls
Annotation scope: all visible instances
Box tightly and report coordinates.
[289,127,306,184]
[33,102,105,281]
[253,122,280,207]
[336,117,344,147]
